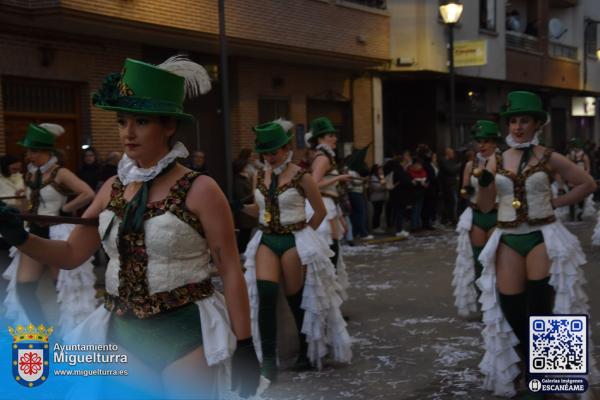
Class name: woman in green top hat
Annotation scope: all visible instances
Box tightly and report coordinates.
[474,91,597,397]
[0,56,260,399]
[241,118,352,382]
[305,116,352,300]
[452,120,502,318]
[3,122,96,338]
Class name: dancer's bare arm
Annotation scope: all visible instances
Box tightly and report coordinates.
[302,173,327,230]
[187,175,251,340]
[55,168,95,212]
[549,152,596,209]
[16,177,113,268]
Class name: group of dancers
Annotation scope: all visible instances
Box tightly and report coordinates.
[0,56,351,398]
[2,54,599,399]
[453,91,599,397]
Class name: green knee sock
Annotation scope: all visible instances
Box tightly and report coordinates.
[257,280,279,361]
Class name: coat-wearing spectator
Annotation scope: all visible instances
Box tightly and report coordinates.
[438,147,461,225]
[391,152,413,238]
[98,151,121,185]
[368,164,387,233]
[77,147,102,192]
[408,157,428,231]
[0,155,25,208]
[417,144,437,230]
[188,150,207,174]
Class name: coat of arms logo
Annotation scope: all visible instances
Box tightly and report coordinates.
[9,324,53,388]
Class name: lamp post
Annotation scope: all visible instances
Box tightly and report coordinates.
[439,2,464,145]
[583,17,600,91]
[218,0,232,199]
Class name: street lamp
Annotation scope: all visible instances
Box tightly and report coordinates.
[439,1,464,145]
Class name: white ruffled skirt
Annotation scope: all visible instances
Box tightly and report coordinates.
[476,221,596,397]
[452,207,478,317]
[592,210,600,246]
[306,198,349,301]
[2,224,97,338]
[243,227,352,369]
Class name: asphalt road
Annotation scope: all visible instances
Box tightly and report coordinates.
[264,220,600,400]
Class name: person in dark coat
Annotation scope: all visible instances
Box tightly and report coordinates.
[438,147,461,225]
[390,150,414,237]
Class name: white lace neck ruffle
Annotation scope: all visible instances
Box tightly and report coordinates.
[264,151,293,176]
[505,133,539,149]
[118,141,189,185]
[316,144,336,158]
[28,156,58,174]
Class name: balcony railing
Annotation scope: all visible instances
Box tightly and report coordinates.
[341,0,386,10]
[549,41,579,61]
[506,31,541,53]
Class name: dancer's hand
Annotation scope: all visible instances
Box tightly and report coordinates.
[231,337,260,398]
[0,201,28,246]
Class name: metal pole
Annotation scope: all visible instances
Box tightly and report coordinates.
[584,19,589,91]
[448,23,456,146]
[219,0,233,199]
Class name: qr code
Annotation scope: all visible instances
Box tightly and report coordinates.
[529,316,587,374]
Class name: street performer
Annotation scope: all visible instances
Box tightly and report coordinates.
[0,56,260,399]
[3,122,96,338]
[453,120,501,318]
[242,118,352,382]
[305,117,352,300]
[475,91,597,397]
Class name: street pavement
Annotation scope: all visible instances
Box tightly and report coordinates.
[264,220,600,400]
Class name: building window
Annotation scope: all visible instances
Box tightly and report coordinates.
[342,0,386,10]
[479,0,496,31]
[258,98,290,123]
[2,78,77,114]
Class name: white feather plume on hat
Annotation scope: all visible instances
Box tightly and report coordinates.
[272,118,294,133]
[38,123,65,137]
[304,131,314,147]
[157,55,211,98]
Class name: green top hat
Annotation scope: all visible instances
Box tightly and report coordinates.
[253,122,293,153]
[500,91,548,124]
[472,120,502,141]
[18,124,57,150]
[92,58,195,120]
[569,137,583,148]
[308,117,338,142]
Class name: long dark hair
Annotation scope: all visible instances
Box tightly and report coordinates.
[0,155,20,177]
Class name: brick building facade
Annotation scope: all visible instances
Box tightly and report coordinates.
[0,0,389,185]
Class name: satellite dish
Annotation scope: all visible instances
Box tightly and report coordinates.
[549,18,568,40]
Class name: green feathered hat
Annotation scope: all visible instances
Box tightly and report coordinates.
[569,137,583,148]
[305,117,338,145]
[92,56,211,120]
[500,91,549,124]
[253,118,294,153]
[18,123,64,150]
[472,120,502,141]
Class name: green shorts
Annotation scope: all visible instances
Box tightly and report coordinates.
[472,209,497,232]
[500,231,545,258]
[107,302,203,370]
[260,233,296,257]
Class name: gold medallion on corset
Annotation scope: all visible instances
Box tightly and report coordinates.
[460,188,468,196]
[263,210,272,223]
[511,199,522,209]
[472,168,482,178]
